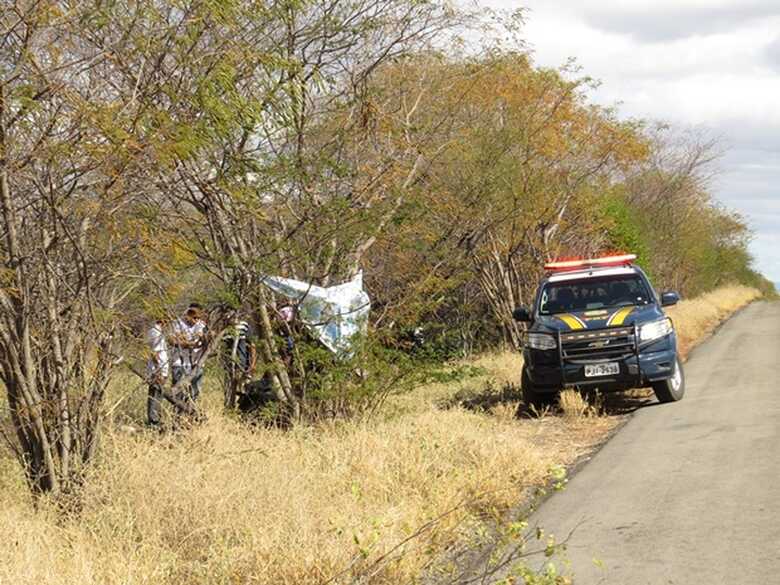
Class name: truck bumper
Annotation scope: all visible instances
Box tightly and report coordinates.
[524,335,678,393]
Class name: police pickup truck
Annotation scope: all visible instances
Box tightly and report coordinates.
[513,254,684,407]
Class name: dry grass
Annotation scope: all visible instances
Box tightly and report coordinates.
[0,285,761,585]
[666,284,761,358]
[0,405,611,585]
[558,390,593,419]
[386,352,523,417]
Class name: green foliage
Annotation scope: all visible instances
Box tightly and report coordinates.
[624,169,766,298]
[262,333,437,419]
[600,191,653,279]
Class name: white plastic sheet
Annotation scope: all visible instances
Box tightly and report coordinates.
[261,272,370,357]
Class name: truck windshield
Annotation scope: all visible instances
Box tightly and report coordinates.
[539,275,652,315]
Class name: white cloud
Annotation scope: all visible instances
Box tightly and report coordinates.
[516,0,780,42]
[581,1,780,42]
[750,234,780,284]
[765,35,780,71]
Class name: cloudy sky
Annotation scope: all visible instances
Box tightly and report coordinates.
[483,0,780,282]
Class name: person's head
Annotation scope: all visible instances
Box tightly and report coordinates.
[151,314,171,330]
[187,303,207,323]
[184,307,201,326]
[278,305,294,323]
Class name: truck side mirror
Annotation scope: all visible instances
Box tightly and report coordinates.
[513,307,532,322]
[660,291,680,307]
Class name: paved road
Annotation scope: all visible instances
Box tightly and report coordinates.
[517,301,780,584]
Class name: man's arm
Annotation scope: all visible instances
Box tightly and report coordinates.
[167,322,201,348]
[171,336,199,349]
[193,321,208,345]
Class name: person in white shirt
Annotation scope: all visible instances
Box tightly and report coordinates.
[170,306,208,408]
[146,319,169,427]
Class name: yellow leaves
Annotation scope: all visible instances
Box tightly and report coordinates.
[37,1,66,25]
[0,268,18,291]
[398,52,650,173]
[168,241,198,269]
[367,51,659,318]
[138,234,198,276]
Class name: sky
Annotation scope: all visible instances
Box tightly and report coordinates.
[482,0,780,282]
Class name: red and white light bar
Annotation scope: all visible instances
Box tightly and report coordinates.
[544,254,637,272]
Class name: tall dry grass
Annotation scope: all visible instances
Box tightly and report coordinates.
[558,390,592,419]
[0,406,611,585]
[665,284,761,357]
[0,285,762,585]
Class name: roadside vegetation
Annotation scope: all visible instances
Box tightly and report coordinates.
[0,1,774,584]
[665,285,763,357]
[0,284,761,584]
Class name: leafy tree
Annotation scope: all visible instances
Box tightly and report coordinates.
[600,189,652,278]
[0,0,167,497]
[103,0,477,418]
[369,53,649,348]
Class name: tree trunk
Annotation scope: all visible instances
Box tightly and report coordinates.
[251,289,301,421]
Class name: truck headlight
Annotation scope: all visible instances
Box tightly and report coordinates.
[526,333,557,350]
[639,318,673,343]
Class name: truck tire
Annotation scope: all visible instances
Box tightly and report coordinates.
[522,366,557,410]
[651,357,685,403]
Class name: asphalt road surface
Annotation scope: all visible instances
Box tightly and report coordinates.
[516,301,780,584]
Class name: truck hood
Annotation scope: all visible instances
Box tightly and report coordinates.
[535,304,665,332]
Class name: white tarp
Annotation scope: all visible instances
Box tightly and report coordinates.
[261,272,370,357]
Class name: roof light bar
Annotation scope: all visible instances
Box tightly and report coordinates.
[544,254,637,272]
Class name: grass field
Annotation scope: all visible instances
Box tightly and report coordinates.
[0,285,761,585]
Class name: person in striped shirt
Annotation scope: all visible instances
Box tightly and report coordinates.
[221,310,257,408]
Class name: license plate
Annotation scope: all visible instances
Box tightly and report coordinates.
[584,363,620,377]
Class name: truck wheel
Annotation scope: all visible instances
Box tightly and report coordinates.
[522,367,556,410]
[651,357,685,403]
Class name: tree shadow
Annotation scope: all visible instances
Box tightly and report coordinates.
[596,389,660,415]
[439,380,523,413]
[441,381,661,419]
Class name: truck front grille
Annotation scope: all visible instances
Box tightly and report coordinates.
[560,327,636,362]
